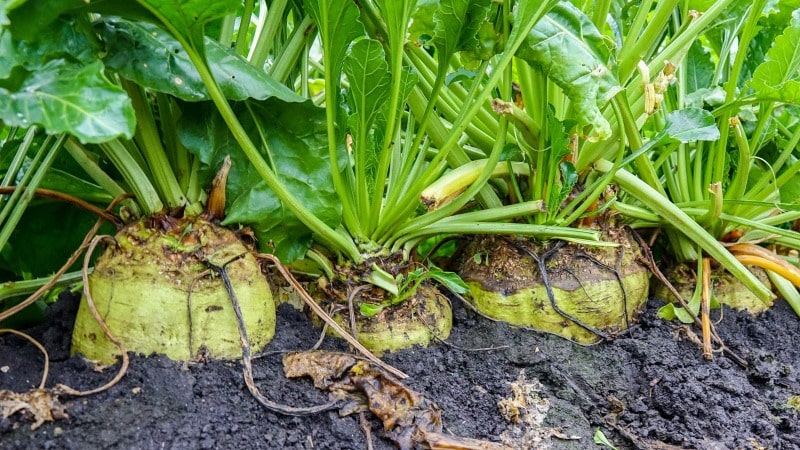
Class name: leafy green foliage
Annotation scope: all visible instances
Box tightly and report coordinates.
[747,10,800,102]
[359,266,467,317]
[0,19,134,143]
[99,18,303,103]
[179,99,343,262]
[0,61,134,143]
[516,2,620,141]
[657,289,720,324]
[433,0,492,60]
[343,38,391,198]
[304,0,364,90]
[661,109,721,143]
[593,428,619,450]
[410,0,495,65]
[685,40,716,95]
[135,0,238,52]
[343,39,391,133]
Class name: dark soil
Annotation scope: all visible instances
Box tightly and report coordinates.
[1,291,799,449]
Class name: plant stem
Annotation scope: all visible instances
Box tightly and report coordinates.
[64,139,127,200]
[98,139,163,214]
[249,0,289,67]
[595,158,774,302]
[234,0,256,56]
[0,133,66,252]
[139,5,361,261]
[122,79,187,208]
[0,270,86,302]
[269,15,314,84]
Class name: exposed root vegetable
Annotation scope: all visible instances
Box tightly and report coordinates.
[71,215,275,363]
[457,225,649,345]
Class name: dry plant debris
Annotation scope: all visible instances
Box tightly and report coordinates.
[497,370,577,449]
[283,350,508,450]
[0,389,68,430]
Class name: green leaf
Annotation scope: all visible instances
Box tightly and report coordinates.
[0,203,112,278]
[5,0,87,40]
[411,0,495,65]
[39,169,113,204]
[179,99,342,262]
[779,162,800,204]
[343,38,391,146]
[0,60,135,143]
[99,18,303,103]
[622,108,719,168]
[0,18,99,79]
[305,0,364,88]
[433,0,491,59]
[135,0,238,51]
[593,428,619,450]
[343,38,391,200]
[661,108,721,143]
[747,10,800,102]
[428,268,468,294]
[516,2,620,141]
[359,302,385,317]
[0,0,10,32]
[685,40,715,94]
[445,68,476,85]
[409,0,437,44]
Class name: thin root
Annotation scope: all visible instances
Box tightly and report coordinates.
[256,253,408,379]
[0,329,49,389]
[55,235,129,397]
[0,193,131,323]
[627,227,748,368]
[507,238,611,340]
[203,256,341,416]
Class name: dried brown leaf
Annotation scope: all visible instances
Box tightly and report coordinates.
[0,389,68,430]
[284,351,504,450]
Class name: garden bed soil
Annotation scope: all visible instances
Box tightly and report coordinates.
[1,292,799,449]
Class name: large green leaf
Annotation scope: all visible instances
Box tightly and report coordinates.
[516,2,620,141]
[99,18,303,103]
[0,17,99,79]
[0,60,134,143]
[178,99,342,262]
[5,0,86,40]
[747,10,800,102]
[135,0,238,52]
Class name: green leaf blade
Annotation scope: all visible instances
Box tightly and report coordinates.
[0,60,135,143]
[747,10,800,102]
[516,2,620,141]
[136,0,238,50]
[343,39,392,136]
[100,18,303,103]
[179,99,343,262]
[662,108,721,143]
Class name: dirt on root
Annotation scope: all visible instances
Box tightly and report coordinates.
[1,291,799,450]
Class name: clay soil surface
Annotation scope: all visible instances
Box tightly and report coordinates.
[1,292,799,449]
